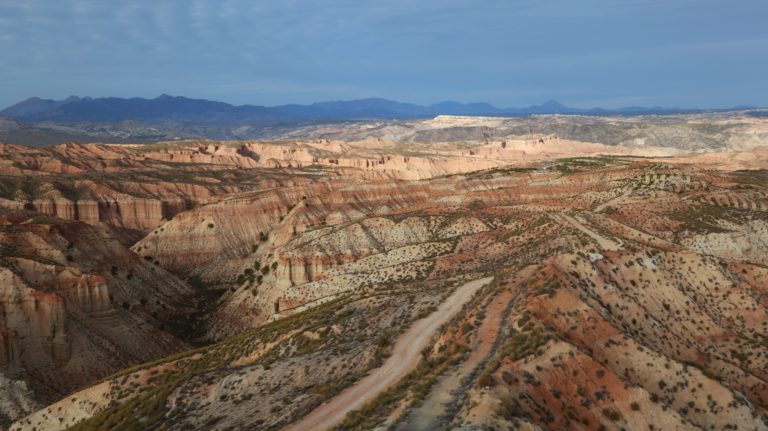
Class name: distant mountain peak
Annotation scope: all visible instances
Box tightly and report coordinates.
[538,100,567,109]
[0,95,724,123]
[1,96,86,119]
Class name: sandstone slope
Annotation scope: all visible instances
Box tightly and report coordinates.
[0,209,202,418]
[12,156,768,431]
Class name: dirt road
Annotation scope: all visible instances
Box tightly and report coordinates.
[396,267,532,431]
[282,276,494,431]
[594,191,631,213]
[552,213,622,251]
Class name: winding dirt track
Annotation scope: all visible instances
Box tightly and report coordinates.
[282,277,494,431]
[552,212,622,251]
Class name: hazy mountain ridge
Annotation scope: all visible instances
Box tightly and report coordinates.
[3,95,766,148]
[1,95,734,124]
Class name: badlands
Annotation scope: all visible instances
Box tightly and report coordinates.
[0,113,768,430]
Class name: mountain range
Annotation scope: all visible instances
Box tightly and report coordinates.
[0,95,721,124]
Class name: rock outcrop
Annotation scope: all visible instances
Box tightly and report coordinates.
[0,210,199,404]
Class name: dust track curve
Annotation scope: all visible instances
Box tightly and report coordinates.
[282,276,494,431]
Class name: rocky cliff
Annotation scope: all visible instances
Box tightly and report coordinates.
[135,157,768,342]
[0,209,200,410]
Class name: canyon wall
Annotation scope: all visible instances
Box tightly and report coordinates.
[0,211,198,406]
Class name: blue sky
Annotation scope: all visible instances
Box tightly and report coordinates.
[1,0,766,109]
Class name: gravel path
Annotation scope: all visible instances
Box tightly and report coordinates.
[553,213,622,251]
[282,277,494,431]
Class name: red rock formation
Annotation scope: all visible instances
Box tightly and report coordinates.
[0,210,198,404]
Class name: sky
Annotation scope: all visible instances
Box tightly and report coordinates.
[0,0,767,109]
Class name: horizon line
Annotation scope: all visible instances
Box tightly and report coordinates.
[4,93,767,113]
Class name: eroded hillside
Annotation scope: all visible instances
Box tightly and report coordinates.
[0,209,204,428]
[7,152,768,431]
